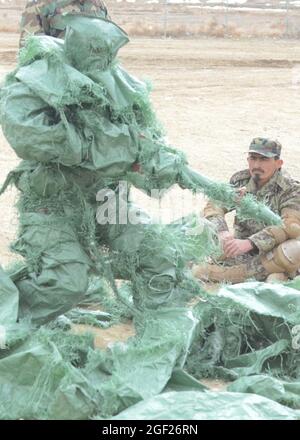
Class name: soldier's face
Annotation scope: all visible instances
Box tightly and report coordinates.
[247,153,283,186]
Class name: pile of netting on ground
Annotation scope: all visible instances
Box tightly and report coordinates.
[0,14,299,420]
[1,276,300,420]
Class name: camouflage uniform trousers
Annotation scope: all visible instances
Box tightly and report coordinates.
[212,252,269,282]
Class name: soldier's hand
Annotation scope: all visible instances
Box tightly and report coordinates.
[235,186,247,202]
[218,231,234,258]
[223,238,253,258]
[131,162,142,173]
[219,231,234,243]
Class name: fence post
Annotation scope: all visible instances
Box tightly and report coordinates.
[223,0,229,38]
[163,0,168,38]
[285,0,290,38]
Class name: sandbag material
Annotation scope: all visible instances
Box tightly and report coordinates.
[106,215,218,309]
[0,265,19,327]
[13,213,92,325]
[63,15,129,72]
[89,65,148,114]
[83,307,198,418]
[224,340,289,376]
[185,281,300,385]
[110,390,300,420]
[165,369,208,392]
[0,329,98,420]
[218,281,300,325]
[15,58,107,108]
[228,375,300,409]
[2,280,300,418]
[0,82,83,166]
[0,308,198,419]
[18,35,65,66]
[0,81,138,171]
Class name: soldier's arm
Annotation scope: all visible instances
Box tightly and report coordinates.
[202,172,247,233]
[248,184,300,253]
[90,0,110,18]
[128,138,281,227]
[19,3,44,47]
[203,200,229,233]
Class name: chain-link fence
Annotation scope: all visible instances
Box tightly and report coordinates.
[1,0,300,38]
[106,0,300,38]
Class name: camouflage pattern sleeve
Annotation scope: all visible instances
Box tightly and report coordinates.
[229,169,251,189]
[19,0,44,47]
[203,200,229,233]
[248,229,278,253]
[279,179,300,212]
[249,179,300,253]
[201,170,248,234]
[209,216,229,234]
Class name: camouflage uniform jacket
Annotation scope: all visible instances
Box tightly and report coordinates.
[207,168,300,254]
[19,0,109,46]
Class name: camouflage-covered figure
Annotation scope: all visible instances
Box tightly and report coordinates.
[0,14,286,325]
[1,15,209,325]
[193,138,300,283]
[19,0,109,46]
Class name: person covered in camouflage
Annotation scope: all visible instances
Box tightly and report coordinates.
[2,14,218,324]
[193,137,300,283]
[19,0,109,46]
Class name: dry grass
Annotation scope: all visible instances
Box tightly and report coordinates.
[116,7,300,38]
[2,3,300,38]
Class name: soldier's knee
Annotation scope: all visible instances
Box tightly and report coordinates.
[58,262,89,294]
[192,262,248,284]
[17,261,90,325]
[282,208,300,239]
[261,239,300,276]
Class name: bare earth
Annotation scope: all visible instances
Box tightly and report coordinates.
[0,33,300,383]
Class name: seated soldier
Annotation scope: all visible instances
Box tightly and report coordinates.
[19,0,109,46]
[193,137,300,283]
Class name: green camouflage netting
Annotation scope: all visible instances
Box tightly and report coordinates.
[0,14,299,420]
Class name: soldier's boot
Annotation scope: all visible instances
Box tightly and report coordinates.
[192,239,300,284]
[266,273,289,283]
[192,262,249,284]
[261,239,300,280]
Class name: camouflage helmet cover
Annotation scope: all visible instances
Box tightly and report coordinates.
[248,137,282,158]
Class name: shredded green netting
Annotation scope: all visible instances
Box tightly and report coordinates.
[0,14,298,420]
[185,282,300,385]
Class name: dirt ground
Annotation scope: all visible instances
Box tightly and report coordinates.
[0,33,300,389]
